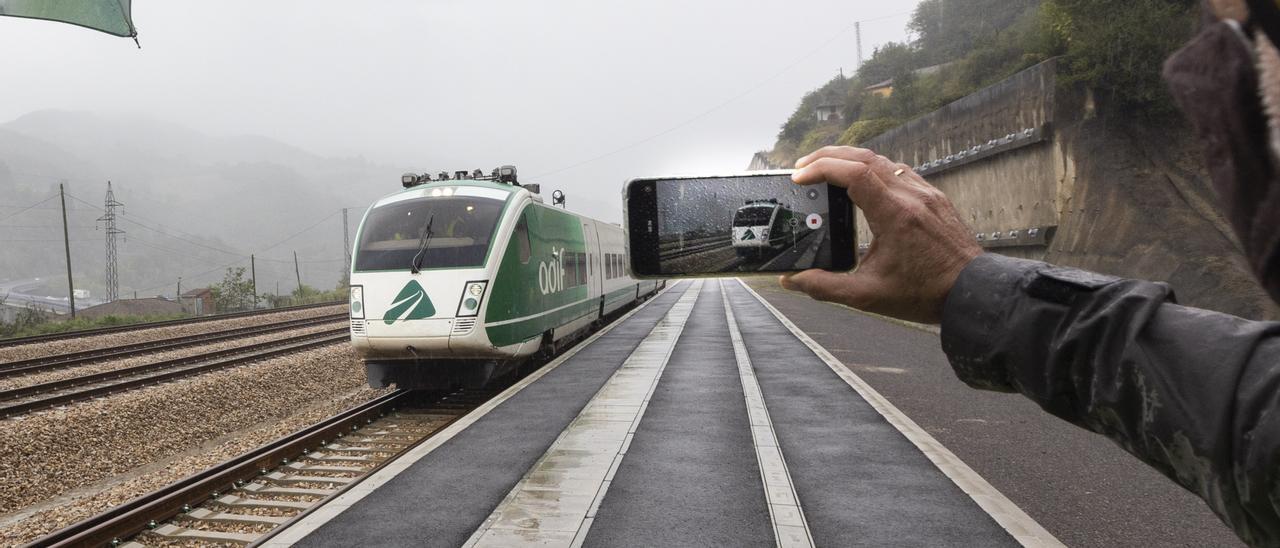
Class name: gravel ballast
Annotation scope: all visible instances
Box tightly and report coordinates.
[0,321,346,393]
[0,343,379,545]
[0,305,346,364]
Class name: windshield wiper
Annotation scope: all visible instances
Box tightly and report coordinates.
[410,215,435,274]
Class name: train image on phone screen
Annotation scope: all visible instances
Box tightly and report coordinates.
[656,176,832,273]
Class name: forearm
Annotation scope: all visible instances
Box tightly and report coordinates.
[940,253,1280,545]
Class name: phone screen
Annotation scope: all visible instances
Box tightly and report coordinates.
[627,173,855,277]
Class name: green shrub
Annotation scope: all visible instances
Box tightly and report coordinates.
[837,119,903,147]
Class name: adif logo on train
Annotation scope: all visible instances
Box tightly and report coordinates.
[539,247,566,296]
[384,280,436,325]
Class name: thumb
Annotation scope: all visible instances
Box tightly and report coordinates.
[780,269,874,308]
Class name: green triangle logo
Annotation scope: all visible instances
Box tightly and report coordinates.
[742,229,757,241]
[384,280,436,324]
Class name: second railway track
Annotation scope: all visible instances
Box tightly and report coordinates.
[0,302,344,350]
[0,329,349,418]
[0,313,348,379]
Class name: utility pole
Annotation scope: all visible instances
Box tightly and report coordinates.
[855,21,864,72]
[98,181,125,302]
[59,183,76,319]
[293,251,303,296]
[177,277,182,305]
[250,254,258,309]
[342,208,352,279]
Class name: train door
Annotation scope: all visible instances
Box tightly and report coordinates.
[582,221,602,316]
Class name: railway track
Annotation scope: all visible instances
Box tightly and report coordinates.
[29,389,492,548]
[0,313,348,380]
[0,301,344,350]
[0,329,349,418]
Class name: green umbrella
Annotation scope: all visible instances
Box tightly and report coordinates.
[0,0,136,39]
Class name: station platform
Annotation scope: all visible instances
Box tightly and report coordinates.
[266,280,1061,548]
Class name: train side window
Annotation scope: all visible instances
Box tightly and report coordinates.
[574,252,586,287]
[515,216,531,264]
[605,254,612,279]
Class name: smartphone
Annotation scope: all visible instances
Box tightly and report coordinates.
[625,171,856,278]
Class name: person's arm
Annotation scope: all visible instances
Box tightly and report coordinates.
[780,145,1280,546]
[942,253,1280,546]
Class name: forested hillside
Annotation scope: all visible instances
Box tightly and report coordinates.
[766,0,1198,166]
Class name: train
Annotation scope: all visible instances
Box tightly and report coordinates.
[731,199,804,257]
[347,166,662,390]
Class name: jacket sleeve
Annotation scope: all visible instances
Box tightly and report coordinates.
[940,253,1280,546]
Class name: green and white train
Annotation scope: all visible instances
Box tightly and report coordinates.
[731,199,804,257]
[348,166,661,390]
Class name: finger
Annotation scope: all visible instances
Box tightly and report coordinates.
[796,146,876,168]
[792,157,887,212]
[780,268,876,309]
[798,147,905,183]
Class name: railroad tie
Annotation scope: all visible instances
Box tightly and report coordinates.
[285,461,366,474]
[263,471,354,486]
[241,482,338,497]
[304,451,377,463]
[216,494,313,510]
[186,507,290,526]
[139,523,259,545]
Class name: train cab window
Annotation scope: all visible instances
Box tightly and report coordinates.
[515,216,531,264]
[354,195,506,271]
[733,206,774,227]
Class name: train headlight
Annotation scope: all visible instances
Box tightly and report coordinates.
[350,286,365,320]
[457,281,488,317]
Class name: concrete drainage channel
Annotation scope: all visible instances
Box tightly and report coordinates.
[29,389,495,547]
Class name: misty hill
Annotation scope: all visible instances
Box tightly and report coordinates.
[0,110,404,301]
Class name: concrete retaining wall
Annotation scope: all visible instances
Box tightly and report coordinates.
[851,59,1276,319]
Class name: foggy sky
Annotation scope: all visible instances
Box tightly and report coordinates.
[0,0,920,223]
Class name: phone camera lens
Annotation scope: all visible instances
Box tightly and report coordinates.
[807,189,820,200]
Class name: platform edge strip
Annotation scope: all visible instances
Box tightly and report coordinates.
[261,283,680,547]
[721,281,816,548]
[462,281,703,547]
[733,278,1065,548]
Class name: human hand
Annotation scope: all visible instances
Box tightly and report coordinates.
[780,146,982,324]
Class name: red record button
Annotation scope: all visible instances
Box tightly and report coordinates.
[806,214,823,229]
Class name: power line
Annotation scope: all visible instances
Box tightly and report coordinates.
[132,209,344,295]
[0,195,59,223]
[528,9,916,180]
[65,192,248,259]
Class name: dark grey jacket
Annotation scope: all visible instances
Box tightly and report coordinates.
[942,253,1280,546]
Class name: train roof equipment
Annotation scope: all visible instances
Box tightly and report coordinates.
[401,165,521,189]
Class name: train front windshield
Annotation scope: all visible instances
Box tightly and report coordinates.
[733,206,774,227]
[355,196,505,271]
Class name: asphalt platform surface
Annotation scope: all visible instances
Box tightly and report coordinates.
[743,277,1242,548]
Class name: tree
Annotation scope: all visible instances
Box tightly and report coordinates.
[1044,0,1197,115]
[210,267,255,312]
[856,42,919,86]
